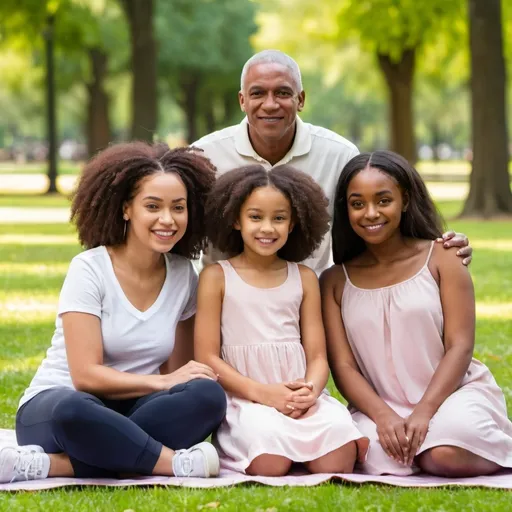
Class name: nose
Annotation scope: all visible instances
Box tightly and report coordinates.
[260,219,274,233]
[365,203,380,220]
[262,93,278,111]
[159,209,175,225]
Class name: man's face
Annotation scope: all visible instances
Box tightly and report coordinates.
[239,62,305,145]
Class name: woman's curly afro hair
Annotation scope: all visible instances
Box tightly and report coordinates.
[205,164,330,262]
[71,141,216,259]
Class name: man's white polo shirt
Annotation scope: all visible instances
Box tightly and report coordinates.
[193,116,359,275]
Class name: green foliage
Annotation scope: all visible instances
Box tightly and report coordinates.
[156,0,257,137]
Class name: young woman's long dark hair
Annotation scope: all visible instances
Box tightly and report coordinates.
[332,150,445,264]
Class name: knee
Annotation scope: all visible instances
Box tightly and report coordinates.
[308,442,357,474]
[246,455,292,477]
[185,379,227,422]
[418,446,463,477]
[51,392,95,428]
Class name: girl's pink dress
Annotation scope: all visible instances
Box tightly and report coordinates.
[342,241,512,475]
[214,260,369,473]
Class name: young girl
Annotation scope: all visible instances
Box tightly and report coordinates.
[321,150,512,477]
[0,142,226,483]
[194,164,369,476]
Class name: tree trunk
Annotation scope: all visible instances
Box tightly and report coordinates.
[120,0,157,142]
[44,15,58,194]
[86,48,111,157]
[180,75,200,143]
[462,0,512,217]
[377,49,417,164]
[204,100,216,135]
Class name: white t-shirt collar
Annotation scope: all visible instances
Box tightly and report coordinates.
[234,116,312,166]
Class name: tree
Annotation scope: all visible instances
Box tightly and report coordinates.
[119,0,157,141]
[255,0,462,163]
[156,0,256,142]
[462,0,512,216]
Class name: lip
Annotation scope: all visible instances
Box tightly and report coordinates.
[257,116,284,123]
[152,230,177,241]
[361,222,386,233]
[255,237,277,245]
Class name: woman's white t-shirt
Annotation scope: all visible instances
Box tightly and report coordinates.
[19,246,198,409]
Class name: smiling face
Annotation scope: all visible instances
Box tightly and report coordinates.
[235,185,294,258]
[346,166,408,245]
[123,172,188,254]
[239,62,305,147]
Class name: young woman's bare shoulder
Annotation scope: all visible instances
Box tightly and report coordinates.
[319,264,346,287]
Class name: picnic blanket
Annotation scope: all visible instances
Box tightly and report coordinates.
[1,429,511,491]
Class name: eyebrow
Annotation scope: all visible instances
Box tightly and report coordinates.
[348,190,393,199]
[246,207,289,213]
[143,196,186,203]
[248,85,294,93]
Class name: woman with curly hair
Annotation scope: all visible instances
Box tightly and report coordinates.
[194,165,369,476]
[321,150,512,477]
[0,142,227,484]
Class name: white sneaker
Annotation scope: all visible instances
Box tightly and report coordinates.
[18,445,44,454]
[0,446,50,483]
[172,442,220,478]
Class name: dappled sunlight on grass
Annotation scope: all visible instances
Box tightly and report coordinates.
[0,354,45,372]
[0,234,78,245]
[0,262,69,275]
[475,302,512,319]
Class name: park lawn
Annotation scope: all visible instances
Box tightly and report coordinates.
[0,199,511,510]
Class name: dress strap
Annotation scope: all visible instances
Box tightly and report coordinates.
[425,240,436,266]
[341,263,350,280]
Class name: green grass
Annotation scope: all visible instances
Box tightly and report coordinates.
[0,163,81,176]
[0,198,511,510]
[0,194,71,208]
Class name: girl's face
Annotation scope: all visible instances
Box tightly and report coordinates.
[123,172,188,254]
[235,185,294,258]
[346,166,407,245]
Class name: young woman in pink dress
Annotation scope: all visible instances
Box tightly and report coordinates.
[194,165,369,476]
[321,150,512,477]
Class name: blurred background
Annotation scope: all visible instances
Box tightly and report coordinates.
[0,0,511,217]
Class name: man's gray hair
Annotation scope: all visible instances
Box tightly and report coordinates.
[240,50,303,92]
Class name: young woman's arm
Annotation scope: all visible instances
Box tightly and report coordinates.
[194,263,296,414]
[64,313,216,400]
[320,266,410,464]
[404,244,475,461]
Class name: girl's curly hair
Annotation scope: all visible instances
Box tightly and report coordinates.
[205,164,330,262]
[71,141,216,259]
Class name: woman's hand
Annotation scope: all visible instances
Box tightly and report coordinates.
[159,360,218,390]
[375,410,409,465]
[404,407,433,465]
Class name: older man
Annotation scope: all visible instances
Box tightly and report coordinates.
[194,50,471,273]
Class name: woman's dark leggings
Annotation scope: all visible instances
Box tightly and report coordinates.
[15,379,227,478]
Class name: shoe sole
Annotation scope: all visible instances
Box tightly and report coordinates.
[197,442,220,477]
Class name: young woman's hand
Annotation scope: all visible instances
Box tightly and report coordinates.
[404,407,433,465]
[375,410,409,465]
[159,360,218,390]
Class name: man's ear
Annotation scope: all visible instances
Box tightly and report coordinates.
[239,91,245,113]
[297,90,305,112]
